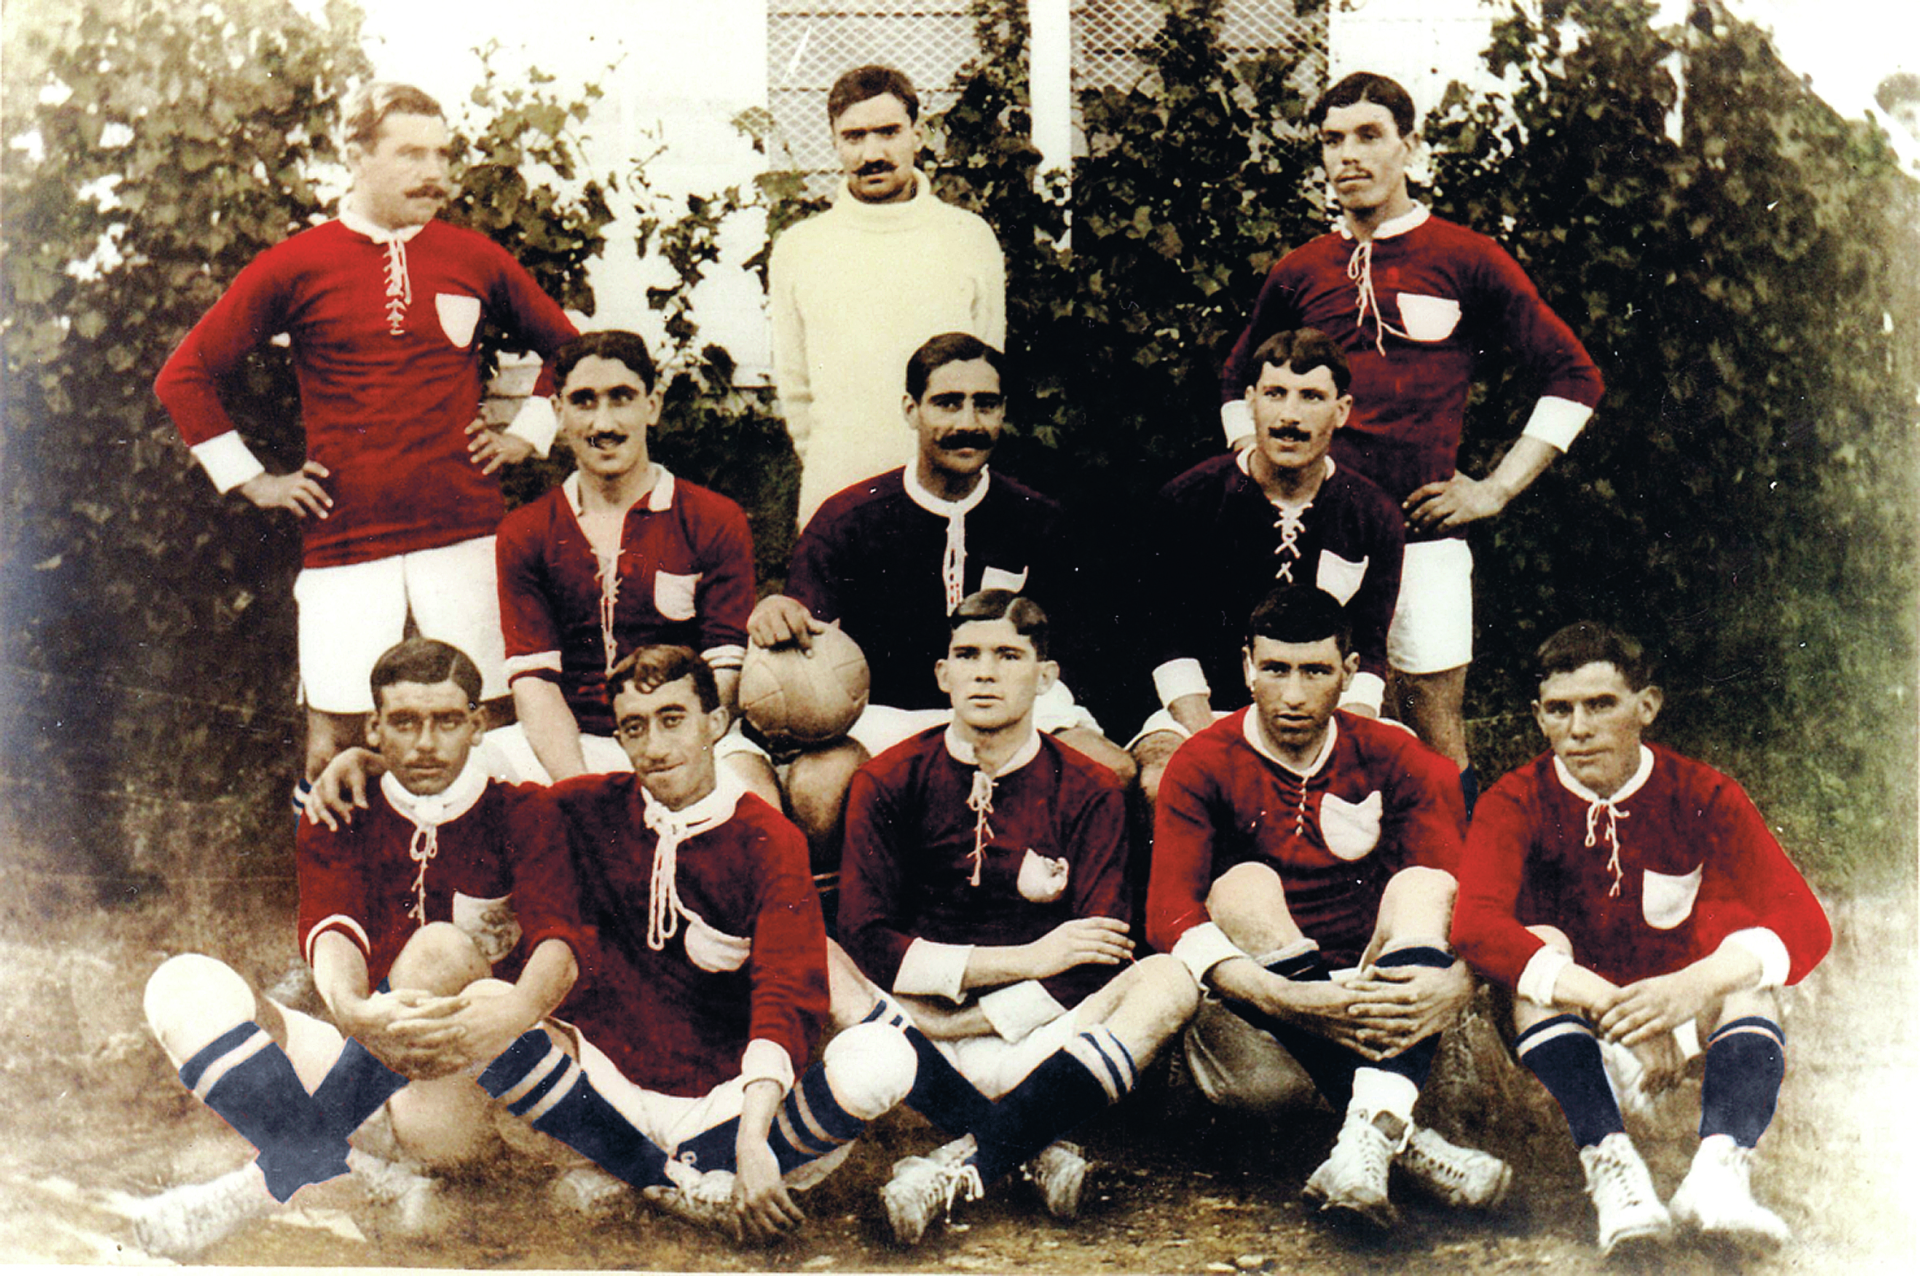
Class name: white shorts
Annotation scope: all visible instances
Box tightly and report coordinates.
[482,720,769,786]
[294,536,506,714]
[847,682,1105,759]
[1387,538,1474,675]
[929,1005,1086,1102]
[573,1030,761,1155]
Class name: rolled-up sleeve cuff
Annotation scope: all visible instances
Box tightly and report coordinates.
[1719,928,1791,989]
[1519,396,1593,452]
[1221,399,1254,449]
[192,432,268,494]
[1517,946,1573,1007]
[505,651,563,683]
[702,643,747,673]
[978,981,1066,1043]
[895,939,973,1004]
[1340,671,1385,716]
[1153,659,1209,709]
[504,394,558,458]
[303,915,371,968]
[739,1038,796,1094]
[1172,922,1246,984]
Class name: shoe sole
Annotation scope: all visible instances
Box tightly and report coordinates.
[1303,1182,1397,1231]
[1599,1221,1674,1258]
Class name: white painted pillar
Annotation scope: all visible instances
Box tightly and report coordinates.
[1030,0,1073,180]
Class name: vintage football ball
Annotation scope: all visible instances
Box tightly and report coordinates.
[739,623,870,747]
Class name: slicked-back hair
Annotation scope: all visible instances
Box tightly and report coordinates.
[905,332,1005,401]
[609,644,720,713]
[343,81,445,150]
[828,65,920,125]
[1310,71,1416,139]
[1245,587,1352,657]
[950,589,1049,660]
[1535,622,1657,692]
[370,638,482,711]
[1249,328,1352,395]
[553,330,658,394]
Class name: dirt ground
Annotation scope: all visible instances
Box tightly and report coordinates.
[1,892,1914,1274]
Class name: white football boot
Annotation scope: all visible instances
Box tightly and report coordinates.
[1669,1134,1791,1247]
[1579,1132,1674,1255]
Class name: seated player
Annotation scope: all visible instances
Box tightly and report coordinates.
[530,643,919,1243]
[1450,622,1832,1255]
[129,639,590,1257]
[836,590,1200,1246]
[490,329,779,807]
[1133,328,1404,805]
[1145,587,1509,1229]
[747,333,1134,873]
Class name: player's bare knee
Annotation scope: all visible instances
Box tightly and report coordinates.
[726,752,784,813]
[144,954,258,1065]
[1133,952,1201,1026]
[1060,728,1136,787]
[389,922,489,995]
[822,1020,917,1120]
[1714,985,1780,1030]
[1377,865,1456,939]
[787,743,865,837]
[1206,861,1300,952]
[825,940,880,1029]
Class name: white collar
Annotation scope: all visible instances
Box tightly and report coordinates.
[905,463,990,518]
[943,723,1042,778]
[1552,746,1655,805]
[643,764,746,839]
[831,169,933,222]
[1238,449,1335,508]
[339,206,430,245]
[563,466,675,515]
[1337,201,1430,243]
[380,754,489,828]
[1242,707,1338,779]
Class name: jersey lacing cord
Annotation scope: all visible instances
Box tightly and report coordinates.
[405,823,439,925]
[1346,239,1409,356]
[1583,798,1631,897]
[965,768,996,887]
[382,238,412,336]
[1271,497,1311,583]
[941,509,968,614]
[643,797,692,952]
[594,546,621,677]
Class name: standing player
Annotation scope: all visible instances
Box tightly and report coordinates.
[130,639,589,1257]
[1450,622,1831,1254]
[1219,72,1604,799]
[1146,588,1508,1229]
[837,591,1199,1246]
[769,65,1005,527]
[1133,328,1404,805]
[749,333,1131,878]
[155,81,579,793]
[490,330,778,806]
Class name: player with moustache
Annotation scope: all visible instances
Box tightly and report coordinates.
[1146,588,1509,1230]
[155,83,579,795]
[1218,73,1603,805]
[1450,623,1831,1255]
[835,590,1200,1246]
[1132,328,1404,806]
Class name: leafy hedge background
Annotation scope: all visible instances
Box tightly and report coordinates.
[2,0,1914,934]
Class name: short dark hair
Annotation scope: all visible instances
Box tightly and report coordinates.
[1248,328,1352,396]
[1535,622,1657,692]
[608,644,719,713]
[1310,72,1417,139]
[905,332,1004,400]
[553,330,657,394]
[828,65,920,125]
[1245,587,1352,656]
[342,82,445,150]
[950,589,1049,660]
[370,638,482,711]
[1876,72,1920,112]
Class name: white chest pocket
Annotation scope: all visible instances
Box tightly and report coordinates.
[435,293,482,348]
[1640,865,1704,930]
[1316,551,1369,606]
[1320,790,1383,861]
[451,891,523,964]
[1396,293,1461,342]
[654,570,701,621]
[981,565,1029,593]
[682,910,752,973]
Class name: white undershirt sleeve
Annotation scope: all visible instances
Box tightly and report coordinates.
[1171,921,1248,985]
[1517,946,1575,1007]
[503,394,558,458]
[190,432,268,494]
[894,939,973,1004]
[1519,395,1593,452]
[977,981,1067,1043]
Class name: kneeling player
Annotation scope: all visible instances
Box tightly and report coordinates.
[837,590,1200,1246]
[1450,623,1831,1254]
[1145,587,1509,1229]
[132,639,589,1256]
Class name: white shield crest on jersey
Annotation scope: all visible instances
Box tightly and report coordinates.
[435,292,482,348]
[981,565,1029,594]
[1396,293,1461,342]
[1320,790,1383,861]
[681,910,752,972]
[654,570,701,622]
[1016,848,1070,903]
[452,891,523,964]
[1315,551,1369,605]
[1640,864,1704,930]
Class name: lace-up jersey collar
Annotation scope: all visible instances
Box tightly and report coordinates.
[906,465,992,613]
[943,725,1041,888]
[1338,203,1432,355]
[1552,746,1655,898]
[380,755,489,926]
